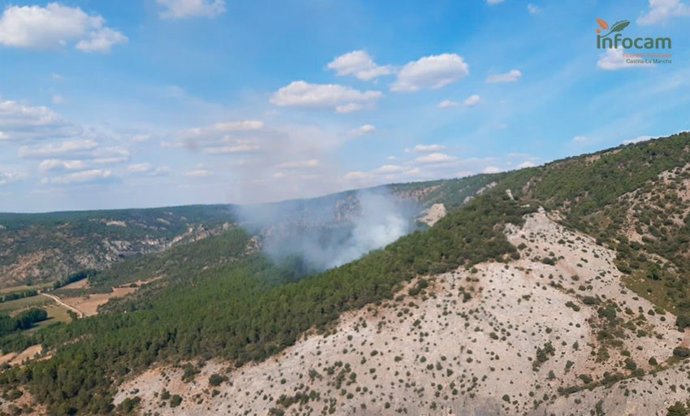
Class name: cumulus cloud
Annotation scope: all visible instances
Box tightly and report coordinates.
[0,3,126,52]
[597,48,654,70]
[351,124,376,137]
[391,53,469,92]
[486,69,522,83]
[438,99,459,109]
[638,0,690,25]
[76,27,128,53]
[0,99,79,141]
[415,152,457,164]
[463,94,481,107]
[327,50,392,81]
[270,81,382,112]
[482,166,501,174]
[157,0,226,19]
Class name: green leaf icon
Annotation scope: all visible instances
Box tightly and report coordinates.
[610,20,630,33]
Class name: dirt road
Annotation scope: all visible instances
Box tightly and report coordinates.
[41,293,84,318]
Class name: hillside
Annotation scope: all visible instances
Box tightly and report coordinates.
[0,133,689,415]
[0,175,494,288]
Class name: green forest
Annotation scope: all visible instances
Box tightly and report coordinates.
[0,132,689,415]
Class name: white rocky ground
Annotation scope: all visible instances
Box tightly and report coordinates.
[115,210,690,416]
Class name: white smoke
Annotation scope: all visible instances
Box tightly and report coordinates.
[236,189,415,273]
[326,191,409,268]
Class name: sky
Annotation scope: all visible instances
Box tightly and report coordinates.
[0,0,689,212]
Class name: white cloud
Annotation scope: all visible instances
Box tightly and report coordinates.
[76,27,128,53]
[463,94,481,107]
[270,81,382,112]
[597,48,654,70]
[374,164,405,174]
[352,124,376,136]
[19,139,98,158]
[52,95,64,105]
[203,142,261,155]
[0,170,24,186]
[343,171,372,181]
[527,4,541,14]
[276,159,320,169]
[486,69,522,83]
[411,144,446,153]
[335,103,363,113]
[185,168,213,177]
[38,159,87,172]
[127,163,152,173]
[174,120,264,154]
[127,163,169,176]
[44,169,113,185]
[638,0,690,25]
[438,99,459,109]
[486,0,504,4]
[415,152,457,164]
[91,147,130,165]
[327,50,392,81]
[180,120,263,139]
[157,0,226,19]
[0,3,126,52]
[391,53,469,92]
[0,99,79,141]
[482,166,501,174]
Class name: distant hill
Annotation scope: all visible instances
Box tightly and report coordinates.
[1,133,690,415]
[0,174,496,288]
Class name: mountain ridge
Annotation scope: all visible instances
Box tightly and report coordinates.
[1,133,690,415]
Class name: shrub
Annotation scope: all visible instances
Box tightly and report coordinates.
[170,395,182,408]
[673,347,690,359]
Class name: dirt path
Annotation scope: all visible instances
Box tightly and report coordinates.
[41,293,84,318]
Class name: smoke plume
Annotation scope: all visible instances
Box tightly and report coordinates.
[236,189,416,274]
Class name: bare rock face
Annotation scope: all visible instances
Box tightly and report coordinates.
[418,203,447,226]
[115,211,690,415]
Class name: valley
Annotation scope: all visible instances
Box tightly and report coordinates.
[0,134,690,415]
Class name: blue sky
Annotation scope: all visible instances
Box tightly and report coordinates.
[0,0,689,212]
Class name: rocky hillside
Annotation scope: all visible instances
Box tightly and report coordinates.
[0,205,237,288]
[1,133,690,415]
[115,210,690,415]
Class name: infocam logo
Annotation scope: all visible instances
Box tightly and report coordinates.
[595,18,671,49]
